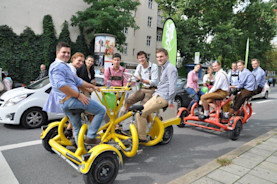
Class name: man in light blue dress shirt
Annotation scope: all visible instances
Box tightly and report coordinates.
[135,48,178,142]
[226,60,256,118]
[48,42,106,145]
[251,58,266,95]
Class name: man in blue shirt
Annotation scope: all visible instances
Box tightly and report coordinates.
[251,58,266,95]
[49,42,106,145]
[226,60,256,118]
[135,48,178,142]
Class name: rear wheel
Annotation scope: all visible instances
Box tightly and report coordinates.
[177,110,189,128]
[42,127,58,153]
[228,119,242,141]
[83,152,119,184]
[159,126,174,145]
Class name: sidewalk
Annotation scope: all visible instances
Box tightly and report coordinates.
[169,128,277,184]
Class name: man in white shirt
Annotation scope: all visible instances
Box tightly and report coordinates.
[228,62,239,86]
[199,61,229,120]
[122,51,159,112]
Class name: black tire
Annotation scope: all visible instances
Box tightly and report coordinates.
[21,108,47,129]
[159,125,174,145]
[264,91,269,99]
[175,96,183,109]
[228,119,242,141]
[83,152,119,184]
[177,110,189,128]
[42,127,58,153]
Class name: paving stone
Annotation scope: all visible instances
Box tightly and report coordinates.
[248,166,277,183]
[256,143,277,152]
[248,147,273,157]
[236,174,274,184]
[232,157,259,169]
[192,176,223,184]
[219,164,250,177]
[266,155,277,164]
[207,169,240,184]
[259,161,277,173]
[239,152,266,163]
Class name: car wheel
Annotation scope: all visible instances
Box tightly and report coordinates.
[175,96,183,109]
[21,108,47,129]
[264,91,268,99]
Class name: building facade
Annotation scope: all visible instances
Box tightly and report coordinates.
[0,0,163,65]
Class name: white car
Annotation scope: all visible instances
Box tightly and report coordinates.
[0,77,64,128]
[0,75,105,129]
[252,83,270,99]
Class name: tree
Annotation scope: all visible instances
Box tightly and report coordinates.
[58,21,72,46]
[156,0,277,73]
[42,15,57,67]
[72,27,89,56]
[71,0,140,49]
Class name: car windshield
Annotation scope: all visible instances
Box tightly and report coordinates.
[176,78,186,90]
[26,77,49,89]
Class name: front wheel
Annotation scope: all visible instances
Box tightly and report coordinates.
[159,125,174,145]
[228,119,242,141]
[42,127,58,153]
[83,152,119,184]
[21,108,47,129]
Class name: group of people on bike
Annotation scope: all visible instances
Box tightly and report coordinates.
[185,58,265,121]
[44,42,178,146]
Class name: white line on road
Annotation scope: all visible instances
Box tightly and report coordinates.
[0,152,19,184]
[0,140,41,183]
[0,140,41,151]
[256,100,273,104]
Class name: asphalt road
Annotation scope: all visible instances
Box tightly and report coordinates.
[0,87,276,184]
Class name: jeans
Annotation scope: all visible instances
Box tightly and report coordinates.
[186,87,200,101]
[60,97,106,143]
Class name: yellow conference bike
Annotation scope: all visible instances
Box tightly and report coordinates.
[40,80,181,184]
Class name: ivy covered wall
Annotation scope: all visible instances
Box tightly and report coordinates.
[0,15,90,84]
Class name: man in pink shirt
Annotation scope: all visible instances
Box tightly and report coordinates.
[104,53,128,87]
[186,64,202,102]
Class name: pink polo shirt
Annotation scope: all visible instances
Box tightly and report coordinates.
[186,70,199,92]
[104,66,128,87]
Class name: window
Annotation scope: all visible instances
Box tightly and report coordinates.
[123,43,128,55]
[148,0,153,9]
[146,36,151,46]
[157,30,162,41]
[123,27,128,34]
[147,17,152,27]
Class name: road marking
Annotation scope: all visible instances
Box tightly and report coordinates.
[0,140,41,151]
[256,100,273,104]
[0,152,19,184]
[0,140,41,183]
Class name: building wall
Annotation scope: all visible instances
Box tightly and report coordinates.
[0,0,162,64]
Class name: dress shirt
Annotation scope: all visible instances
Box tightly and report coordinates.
[209,69,229,93]
[186,70,199,92]
[49,58,83,102]
[134,62,159,87]
[67,63,77,75]
[154,61,178,104]
[237,68,256,91]
[228,70,239,86]
[252,66,265,88]
[104,66,128,86]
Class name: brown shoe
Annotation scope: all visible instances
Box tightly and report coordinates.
[84,137,101,145]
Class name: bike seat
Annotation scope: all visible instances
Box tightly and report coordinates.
[69,108,85,115]
[129,105,144,112]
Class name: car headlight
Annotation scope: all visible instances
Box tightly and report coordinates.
[3,93,32,107]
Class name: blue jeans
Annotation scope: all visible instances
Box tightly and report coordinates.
[186,87,200,101]
[60,97,106,142]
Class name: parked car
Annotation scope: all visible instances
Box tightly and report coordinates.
[175,77,204,109]
[252,83,270,99]
[0,74,105,129]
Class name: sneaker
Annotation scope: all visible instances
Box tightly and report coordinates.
[198,114,209,120]
[139,138,148,143]
[64,129,73,138]
[120,130,131,136]
[84,137,101,145]
[223,113,230,120]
